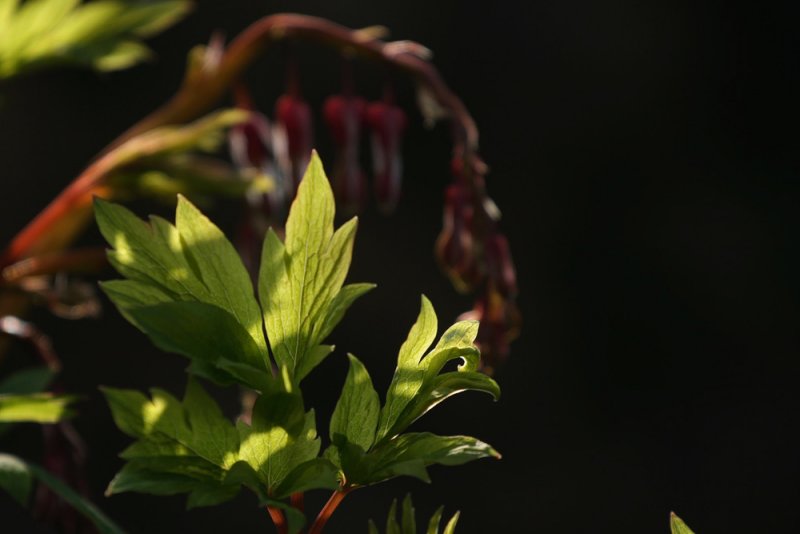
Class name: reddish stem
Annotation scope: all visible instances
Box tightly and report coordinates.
[266,505,288,534]
[308,488,352,534]
[290,492,305,513]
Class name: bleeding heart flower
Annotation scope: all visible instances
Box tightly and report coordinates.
[324,94,368,214]
[275,92,313,192]
[366,99,407,212]
[485,232,518,297]
[435,182,481,292]
[229,85,291,219]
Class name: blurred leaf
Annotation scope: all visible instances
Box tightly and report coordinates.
[0,393,75,422]
[0,366,54,394]
[0,0,191,79]
[27,461,126,533]
[0,452,32,505]
[670,513,696,534]
[0,452,124,533]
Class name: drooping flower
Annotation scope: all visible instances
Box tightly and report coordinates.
[229,85,291,220]
[366,96,407,212]
[324,93,368,214]
[435,181,481,292]
[275,91,313,192]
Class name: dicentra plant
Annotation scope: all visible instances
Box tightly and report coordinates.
[95,153,501,533]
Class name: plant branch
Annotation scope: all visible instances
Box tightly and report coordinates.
[308,488,352,534]
[266,505,288,534]
[1,13,482,268]
[290,491,304,514]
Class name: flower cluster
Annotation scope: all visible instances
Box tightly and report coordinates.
[437,154,521,371]
[229,62,407,224]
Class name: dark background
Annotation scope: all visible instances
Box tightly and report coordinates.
[2,0,800,532]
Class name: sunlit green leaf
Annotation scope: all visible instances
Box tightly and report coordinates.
[0,393,75,422]
[259,152,371,382]
[237,388,334,495]
[376,297,500,443]
[354,433,499,485]
[671,513,696,534]
[0,0,190,79]
[330,354,380,453]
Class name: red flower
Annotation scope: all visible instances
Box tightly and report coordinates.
[324,94,368,214]
[275,93,313,192]
[366,100,407,212]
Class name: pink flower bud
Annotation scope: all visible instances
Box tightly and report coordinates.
[275,93,313,191]
[324,94,368,214]
[366,100,407,212]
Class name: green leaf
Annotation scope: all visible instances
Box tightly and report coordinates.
[0,366,55,394]
[386,498,401,534]
[90,39,151,71]
[0,393,75,423]
[368,496,458,534]
[401,493,417,534]
[259,152,371,382]
[426,507,444,534]
[272,457,339,499]
[96,192,266,354]
[96,189,273,388]
[237,388,327,493]
[1,453,124,533]
[0,0,190,79]
[376,297,500,443]
[376,296,437,442]
[354,433,500,486]
[670,513,696,534]
[124,301,270,391]
[0,452,32,505]
[330,354,380,453]
[174,194,267,354]
[26,461,126,533]
[319,282,376,341]
[102,380,251,509]
[442,511,460,534]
